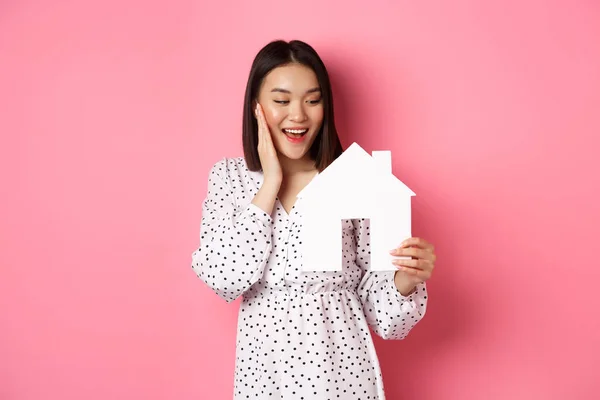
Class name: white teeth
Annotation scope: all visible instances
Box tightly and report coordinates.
[283,129,308,134]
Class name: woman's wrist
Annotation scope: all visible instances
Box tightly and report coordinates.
[251,180,281,215]
[393,271,417,296]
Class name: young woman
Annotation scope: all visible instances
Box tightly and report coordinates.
[192,39,437,400]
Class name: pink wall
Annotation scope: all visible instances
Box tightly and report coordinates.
[1,0,599,399]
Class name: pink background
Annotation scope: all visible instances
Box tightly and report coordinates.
[1,0,599,399]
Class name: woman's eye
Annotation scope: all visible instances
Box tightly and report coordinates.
[273,99,321,105]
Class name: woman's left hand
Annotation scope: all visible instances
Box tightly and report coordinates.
[389,237,436,295]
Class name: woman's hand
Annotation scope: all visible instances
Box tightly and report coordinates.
[389,237,436,296]
[255,103,282,185]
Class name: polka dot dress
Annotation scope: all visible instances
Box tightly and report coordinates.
[192,158,428,400]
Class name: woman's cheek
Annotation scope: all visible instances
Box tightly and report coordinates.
[312,107,324,126]
[264,107,282,131]
[270,108,285,124]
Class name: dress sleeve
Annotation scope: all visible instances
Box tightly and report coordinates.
[353,218,428,340]
[191,158,273,303]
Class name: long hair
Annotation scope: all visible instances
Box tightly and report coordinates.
[242,40,343,172]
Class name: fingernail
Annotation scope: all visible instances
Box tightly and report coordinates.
[389,249,396,255]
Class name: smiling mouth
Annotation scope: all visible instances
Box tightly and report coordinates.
[282,128,308,138]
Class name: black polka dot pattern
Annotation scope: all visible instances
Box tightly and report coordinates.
[192,158,428,399]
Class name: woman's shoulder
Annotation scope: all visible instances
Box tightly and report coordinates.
[210,156,250,171]
[208,156,256,182]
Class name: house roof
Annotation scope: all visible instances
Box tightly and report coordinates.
[297,142,416,200]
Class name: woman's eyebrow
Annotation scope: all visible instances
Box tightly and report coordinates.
[270,87,321,94]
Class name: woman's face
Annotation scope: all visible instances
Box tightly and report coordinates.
[256,63,324,163]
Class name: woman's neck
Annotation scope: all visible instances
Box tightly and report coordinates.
[279,154,317,177]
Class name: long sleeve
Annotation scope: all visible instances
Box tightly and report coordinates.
[191,158,273,303]
[353,218,428,340]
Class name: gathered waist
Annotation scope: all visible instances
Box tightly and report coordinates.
[244,285,359,301]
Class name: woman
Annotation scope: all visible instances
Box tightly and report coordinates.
[192,39,436,399]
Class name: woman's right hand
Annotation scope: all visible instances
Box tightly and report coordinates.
[255,103,283,185]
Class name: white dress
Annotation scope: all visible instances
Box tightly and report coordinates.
[192,157,428,400]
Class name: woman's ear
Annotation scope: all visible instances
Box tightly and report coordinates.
[252,100,258,119]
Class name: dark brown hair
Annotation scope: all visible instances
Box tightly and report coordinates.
[242,40,342,172]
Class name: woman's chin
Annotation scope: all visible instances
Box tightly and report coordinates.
[274,134,317,161]
[280,145,311,160]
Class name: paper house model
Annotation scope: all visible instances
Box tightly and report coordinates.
[297,142,415,272]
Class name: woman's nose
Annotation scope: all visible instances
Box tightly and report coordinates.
[288,103,308,122]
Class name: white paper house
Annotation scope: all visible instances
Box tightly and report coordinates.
[297,142,416,272]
